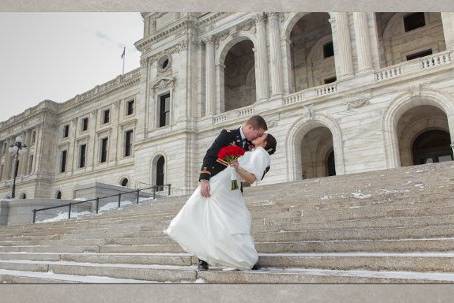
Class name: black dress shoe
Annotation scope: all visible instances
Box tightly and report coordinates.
[251,263,261,270]
[198,260,209,271]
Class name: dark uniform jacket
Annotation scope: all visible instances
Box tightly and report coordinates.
[199,128,270,183]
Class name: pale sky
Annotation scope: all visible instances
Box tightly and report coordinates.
[0,13,143,123]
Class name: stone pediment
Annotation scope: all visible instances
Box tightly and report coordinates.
[151,77,176,91]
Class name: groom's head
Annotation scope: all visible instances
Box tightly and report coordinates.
[243,115,268,141]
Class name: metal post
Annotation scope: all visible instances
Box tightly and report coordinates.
[136,189,140,204]
[118,193,121,208]
[96,197,99,214]
[168,184,171,196]
[11,153,19,199]
[32,209,36,224]
[68,203,72,219]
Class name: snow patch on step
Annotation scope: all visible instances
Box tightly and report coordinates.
[351,192,372,199]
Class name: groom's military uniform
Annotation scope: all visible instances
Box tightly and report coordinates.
[199,127,269,192]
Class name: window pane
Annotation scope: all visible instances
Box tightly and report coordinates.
[404,12,425,32]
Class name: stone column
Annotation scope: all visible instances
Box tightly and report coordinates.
[254,13,269,101]
[268,12,284,97]
[204,36,216,115]
[353,12,373,73]
[330,13,354,80]
[216,63,225,113]
[442,12,454,50]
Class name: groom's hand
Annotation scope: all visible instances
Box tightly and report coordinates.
[200,180,211,198]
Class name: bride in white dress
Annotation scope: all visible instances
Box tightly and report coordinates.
[164,133,277,270]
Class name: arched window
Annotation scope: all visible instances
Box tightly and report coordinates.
[120,178,129,187]
[152,155,165,191]
[56,191,62,199]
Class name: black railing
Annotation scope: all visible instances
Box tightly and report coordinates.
[32,184,171,224]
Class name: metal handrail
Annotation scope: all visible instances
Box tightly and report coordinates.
[32,184,172,223]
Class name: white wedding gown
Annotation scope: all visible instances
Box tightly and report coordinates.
[164,146,271,270]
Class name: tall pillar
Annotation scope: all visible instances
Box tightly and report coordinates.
[442,12,454,50]
[330,12,354,79]
[353,12,373,73]
[268,12,284,97]
[254,13,269,101]
[216,63,225,113]
[204,36,216,115]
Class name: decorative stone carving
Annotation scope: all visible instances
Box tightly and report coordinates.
[303,104,314,119]
[151,77,176,91]
[347,99,370,110]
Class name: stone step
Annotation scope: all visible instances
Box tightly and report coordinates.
[257,252,454,272]
[0,245,99,253]
[1,257,453,283]
[1,251,452,273]
[0,268,157,283]
[0,252,194,266]
[0,260,197,282]
[253,224,454,241]
[255,238,454,253]
[100,244,184,253]
[197,267,454,283]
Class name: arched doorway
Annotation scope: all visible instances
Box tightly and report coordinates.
[152,155,165,191]
[412,130,453,164]
[301,126,336,179]
[396,104,452,166]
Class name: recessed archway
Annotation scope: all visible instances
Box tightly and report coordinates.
[287,13,335,92]
[375,12,446,68]
[396,104,452,166]
[223,39,256,112]
[300,126,336,179]
[151,154,166,191]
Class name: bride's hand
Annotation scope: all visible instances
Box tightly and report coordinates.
[230,160,239,170]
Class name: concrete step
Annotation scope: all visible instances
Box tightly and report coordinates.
[255,238,454,253]
[197,267,454,283]
[0,268,156,283]
[251,223,454,241]
[0,245,99,253]
[0,260,197,282]
[257,252,454,272]
[0,252,194,266]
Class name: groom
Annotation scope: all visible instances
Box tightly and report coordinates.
[197,115,268,271]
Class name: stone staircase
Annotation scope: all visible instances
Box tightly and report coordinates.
[0,162,454,283]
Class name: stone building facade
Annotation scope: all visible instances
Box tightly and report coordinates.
[1,12,454,199]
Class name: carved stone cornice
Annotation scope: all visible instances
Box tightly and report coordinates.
[135,19,190,53]
[147,40,189,64]
[59,68,141,115]
[210,18,257,49]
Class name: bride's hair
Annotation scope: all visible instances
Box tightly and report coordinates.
[264,134,277,155]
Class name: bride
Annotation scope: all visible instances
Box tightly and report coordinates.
[164,133,277,271]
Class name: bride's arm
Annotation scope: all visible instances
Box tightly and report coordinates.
[230,161,256,184]
[236,166,256,184]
